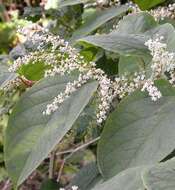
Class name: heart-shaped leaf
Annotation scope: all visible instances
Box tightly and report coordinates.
[71,5,129,42]
[79,33,150,57]
[97,80,175,179]
[4,74,98,186]
[91,167,145,190]
[142,158,175,190]
[113,12,157,34]
[70,162,101,190]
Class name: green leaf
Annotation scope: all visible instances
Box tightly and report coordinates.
[78,12,158,57]
[71,5,129,42]
[118,56,143,75]
[113,12,158,34]
[19,62,50,81]
[40,179,59,190]
[58,0,89,7]
[0,167,8,182]
[96,53,118,75]
[97,80,175,179]
[159,17,175,28]
[0,22,16,53]
[142,158,175,190]
[74,100,97,139]
[70,162,101,190]
[134,0,166,10]
[118,55,151,76]
[79,33,150,57]
[91,167,145,190]
[4,74,98,186]
[45,0,88,9]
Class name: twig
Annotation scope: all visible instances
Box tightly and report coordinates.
[2,179,11,190]
[49,151,55,179]
[56,136,100,182]
[56,149,73,156]
[19,77,35,87]
[56,137,100,156]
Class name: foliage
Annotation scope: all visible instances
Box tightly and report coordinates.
[1,0,175,190]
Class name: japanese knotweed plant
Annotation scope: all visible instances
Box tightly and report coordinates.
[7,26,174,124]
[3,3,175,189]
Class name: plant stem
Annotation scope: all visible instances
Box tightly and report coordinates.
[2,179,11,190]
[49,151,55,179]
[56,136,100,182]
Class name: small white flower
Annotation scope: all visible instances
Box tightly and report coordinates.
[141,80,162,101]
[150,3,175,20]
[145,35,175,79]
[13,26,172,125]
[72,186,78,190]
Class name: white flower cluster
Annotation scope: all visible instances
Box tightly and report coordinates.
[9,25,116,124]
[150,3,175,20]
[44,71,98,115]
[145,35,175,79]
[85,0,120,8]
[97,75,113,123]
[44,60,148,124]
[9,52,39,72]
[141,79,162,101]
[129,2,175,21]
[142,35,175,100]
[1,77,21,92]
[10,26,173,124]
[9,25,85,78]
[96,0,120,6]
[114,73,145,98]
[169,71,175,84]
[122,2,175,21]
[44,63,114,124]
[60,185,78,190]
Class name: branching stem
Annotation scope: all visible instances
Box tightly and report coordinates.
[56,136,100,182]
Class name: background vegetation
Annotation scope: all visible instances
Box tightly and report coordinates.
[1,0,175,190]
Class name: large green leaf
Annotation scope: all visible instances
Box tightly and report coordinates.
[70,162,101,190]
[78,12,158,56]
[4,74,98,186]
[118,56,144,76]
[79,33,150,57]
[118,55,151,76]
[45,0,89,9]
[113,12,158,34]
[134,0,166,10]
[71,5,129,42]
[142,158,175,190]
[79,15,175,59]
[91,167,145,190]
[97,80,175,179]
